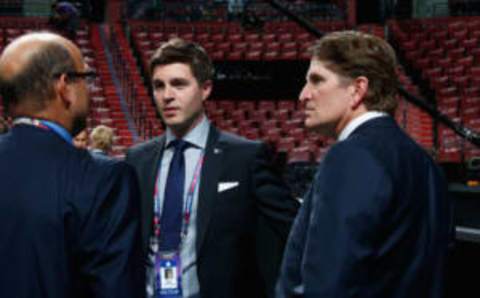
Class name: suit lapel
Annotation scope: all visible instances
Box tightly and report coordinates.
[140,137,165,250]
[196,126,223,254]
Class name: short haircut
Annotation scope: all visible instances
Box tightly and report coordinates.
[0,38,76,112]
[89,125,114,152]
[149,38,214,84]
[310,30,398,115]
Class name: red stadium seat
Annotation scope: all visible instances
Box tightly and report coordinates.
[263,50,279,61]
[237,101,255,111]
[280,50,297,60]
[275,109,290,122]
[263,127,283,144]
[249,41,263,51]
[277,137,296,154]
[278,100,296,110]
[288,148,312,163]
[226,50,243,60]
[245,50,262,60]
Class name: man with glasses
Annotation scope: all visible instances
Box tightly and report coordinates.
[0,32,144,298]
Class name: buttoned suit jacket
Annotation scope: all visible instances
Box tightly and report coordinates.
[126,125,299,298]
[276,116,452,298]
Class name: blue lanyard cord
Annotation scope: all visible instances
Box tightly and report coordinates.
[12,117,73,145]
[153,151,205,244]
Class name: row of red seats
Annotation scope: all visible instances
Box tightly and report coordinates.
[111,24,163,139]
[198,97,326,163]
[0,20,134,155]
[128,20,348,63]
[133,30,313,44]
[395,69,435,151]
[391,17,480,162]
[205,99,297,111]
[129,20,346,35]
[89,25,140,154]
[131,28,315,63]
[125,22,440,162]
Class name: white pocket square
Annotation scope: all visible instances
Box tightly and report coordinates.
[218,181,239,193]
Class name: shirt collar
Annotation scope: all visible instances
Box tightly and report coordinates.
[337,111,388,141]
[165,115,210,150]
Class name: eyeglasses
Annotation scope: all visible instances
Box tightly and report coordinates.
[53,70,97,86]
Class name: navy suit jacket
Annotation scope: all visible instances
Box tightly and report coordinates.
[276,116,452,298]
[0,124,144,298]
[126,125,299,298]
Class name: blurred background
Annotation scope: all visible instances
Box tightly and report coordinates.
[1,1,480,296]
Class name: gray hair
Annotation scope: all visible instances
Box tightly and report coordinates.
[0,41,76,112]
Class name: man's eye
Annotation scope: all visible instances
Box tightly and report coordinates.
[172,81,188,88]
[153,83,164,90]
[312,78,324,85]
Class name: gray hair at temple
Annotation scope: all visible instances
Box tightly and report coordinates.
[0,32,77,113]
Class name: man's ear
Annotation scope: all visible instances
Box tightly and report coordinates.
[55,74,71,108]
[350,76,369,110]
[201,80,212,101]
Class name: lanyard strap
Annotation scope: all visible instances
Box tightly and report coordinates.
[153,151,205,244]
[12,117,73,145]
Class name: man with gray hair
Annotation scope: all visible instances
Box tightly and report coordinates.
[0,32,144,298]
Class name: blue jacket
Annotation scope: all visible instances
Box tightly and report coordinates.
[0,124,144,298]
[277,116,452,298]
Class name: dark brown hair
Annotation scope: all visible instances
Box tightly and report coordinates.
[149,38,214,84]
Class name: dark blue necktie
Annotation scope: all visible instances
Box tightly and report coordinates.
[159,139,190,251]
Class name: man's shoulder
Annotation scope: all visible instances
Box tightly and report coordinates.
[217,129,262,148]
[75,148,127,174]
[333,118,437,175]
[326,140,374,163]
[126,137,162,156]
[348,117,431,159]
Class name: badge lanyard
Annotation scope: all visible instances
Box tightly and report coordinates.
[152,149,205,248]
[152,149,205,297]
[12,117,73,145]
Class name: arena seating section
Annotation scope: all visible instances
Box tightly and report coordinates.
[390,16,480,162]
[0,17,134,156]
[125,20,435,163]
[0,15,478,170]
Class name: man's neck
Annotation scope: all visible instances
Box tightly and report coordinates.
[11,107,71,134]
[170,113,205,139]
[337,111,388,141]
[334,107,367,139]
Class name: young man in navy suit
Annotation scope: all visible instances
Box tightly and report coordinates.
[0,32,144,298]
[276,31,452,298]
[125,38,299,298]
